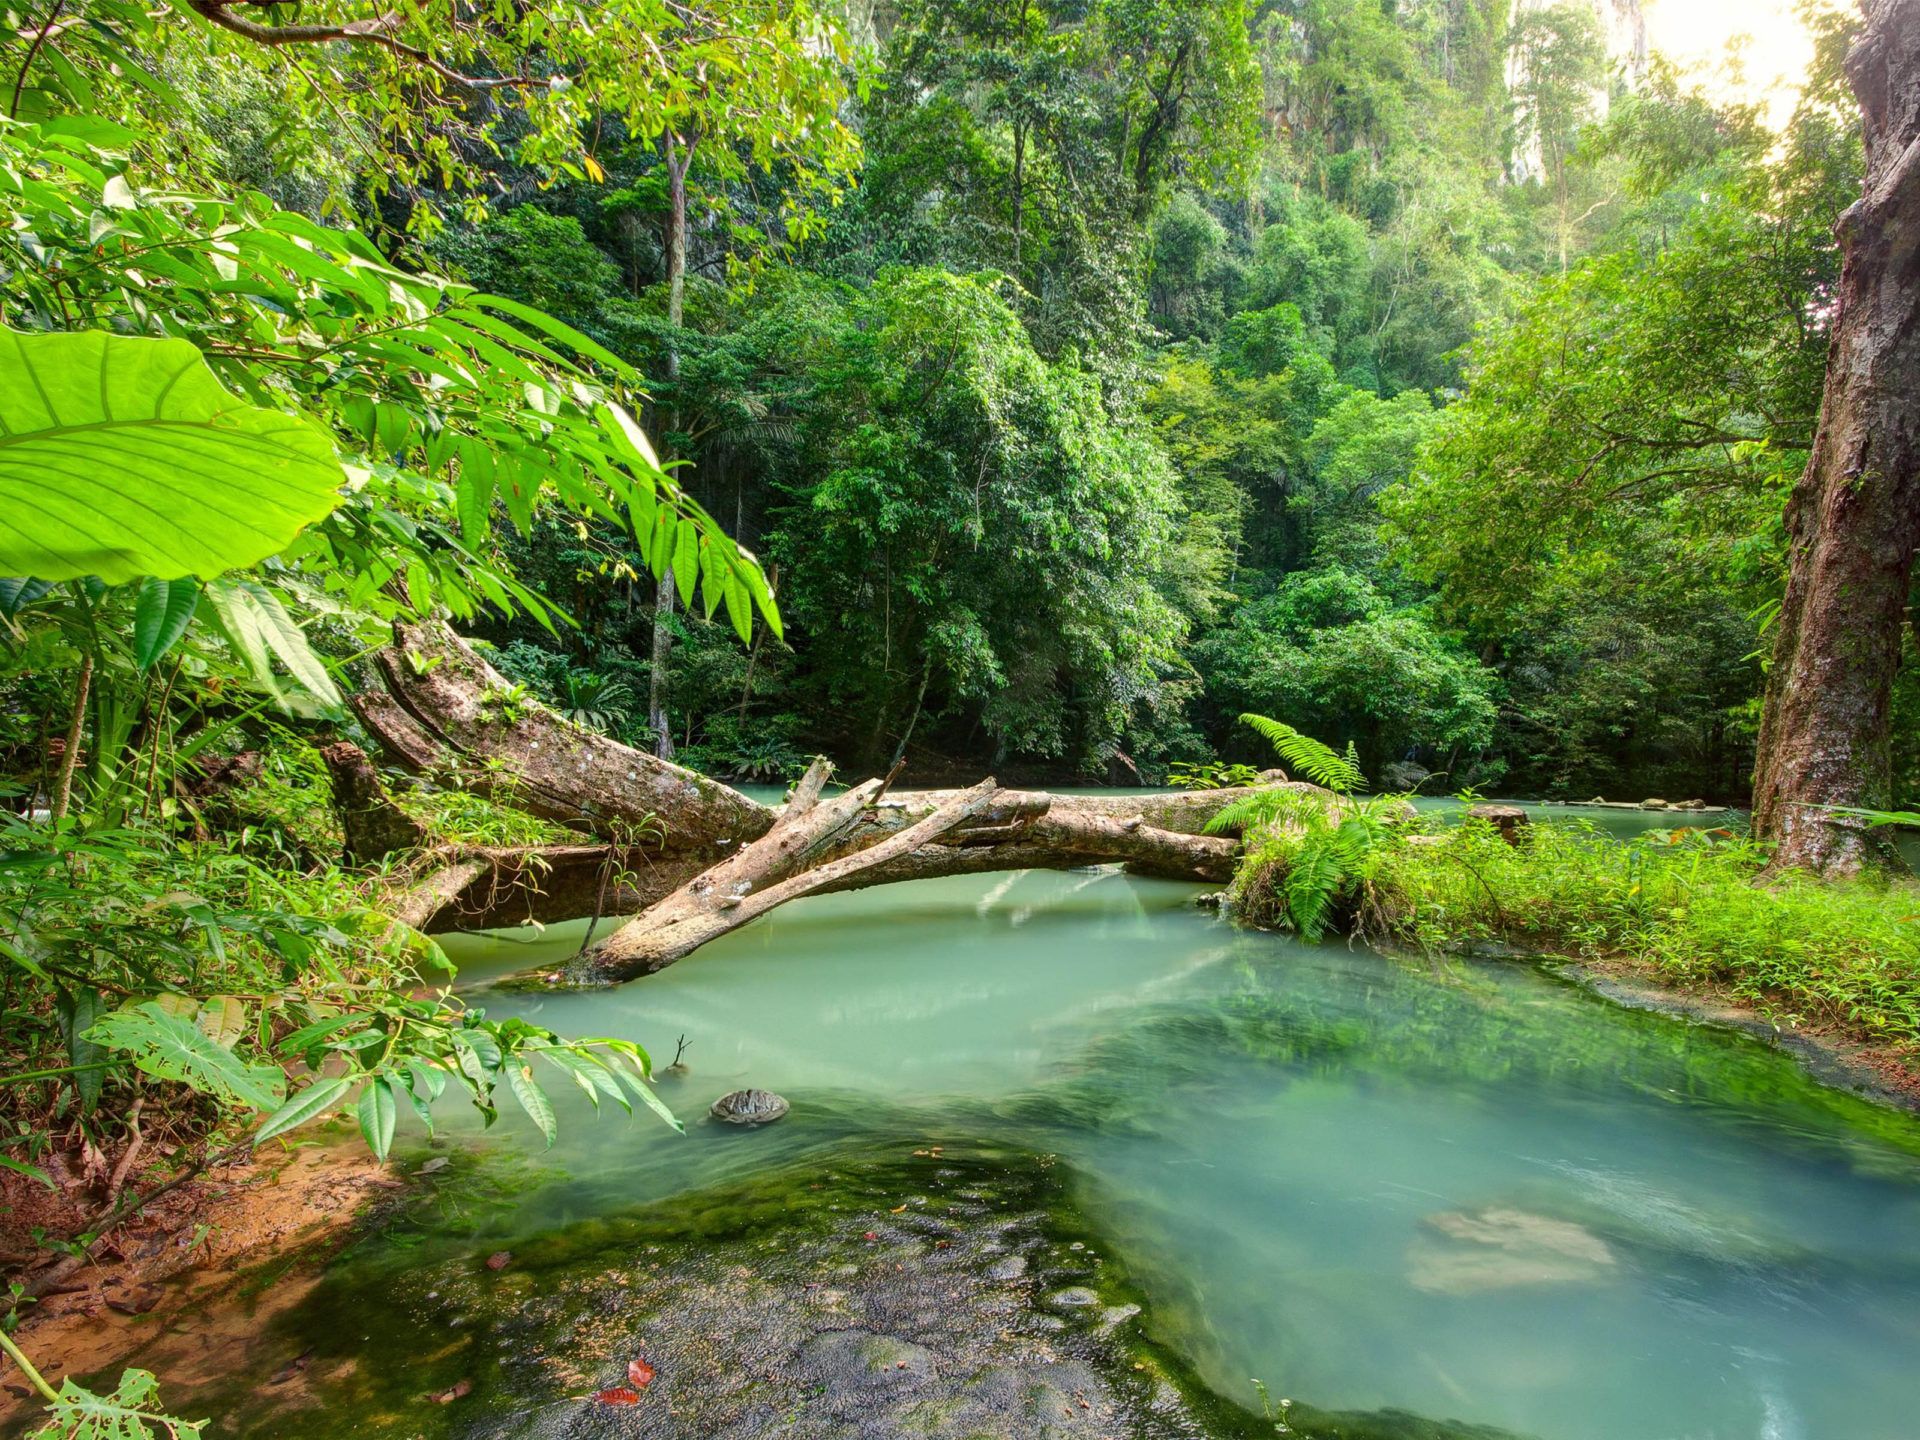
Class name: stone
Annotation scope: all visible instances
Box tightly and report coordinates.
[1641,798,1671,810]
[1466,804,1531,846]
[709,1088,790,1125]
[1407,1207,1617,1296]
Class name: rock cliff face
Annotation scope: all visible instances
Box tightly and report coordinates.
[1510,0,1647,72]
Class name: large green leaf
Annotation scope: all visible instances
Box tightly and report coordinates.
[131,576,199,671]
[0,331,345,583]
[84,1000,286,1113]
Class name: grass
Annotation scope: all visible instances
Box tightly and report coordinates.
[1354,818,1920,1052]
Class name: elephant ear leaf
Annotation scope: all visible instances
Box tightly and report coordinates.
[132,576,200,671]
[0,330,345,584]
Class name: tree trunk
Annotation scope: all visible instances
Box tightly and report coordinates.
[353,621,771,853]
[647,136,694,762]
[1752,0,1920,876]
[1011,118,1026,274]
[320,741,429,864]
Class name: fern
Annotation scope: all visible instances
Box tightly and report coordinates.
[1237,714,1366,793]
[1204,787,1330,836]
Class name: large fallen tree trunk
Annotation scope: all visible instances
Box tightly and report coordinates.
[350,623,1298,981]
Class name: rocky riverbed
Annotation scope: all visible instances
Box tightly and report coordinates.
[154,1141,1518,1440]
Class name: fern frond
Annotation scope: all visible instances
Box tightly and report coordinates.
[1284,832,1348,941]
[1204,787,1328,836]
[1238,714,1365,794]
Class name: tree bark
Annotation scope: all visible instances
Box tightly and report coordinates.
[580,777,1011,980]
[1752,0,1920,875]
[319,740,427,864]
[353,622,772,853]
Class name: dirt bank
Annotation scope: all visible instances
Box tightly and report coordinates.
[0,1126,398,1426]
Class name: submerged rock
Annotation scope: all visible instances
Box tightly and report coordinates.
[709,1088,790,1125]
[1407,1207,1616,1295]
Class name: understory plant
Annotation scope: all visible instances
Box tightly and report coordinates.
[1208,715,1407,940]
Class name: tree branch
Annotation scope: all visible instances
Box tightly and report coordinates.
[183,0,550,93]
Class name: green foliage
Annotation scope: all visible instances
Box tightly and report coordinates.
[0,118,776,641]
[1203,716,1406,941]
[1166,761,1263,790]
[1237,714,1366,793]
[761,267,1189,768]
[26,1365,204,1440]
[1370,820,1920,1046]
[85,1000,286,1113]
[1194,573,1500,781]
[0,332,344,584]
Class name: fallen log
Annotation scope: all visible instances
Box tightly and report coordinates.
[580,778,1007,981]
[356,622,772,854]
[351,622,1324,981]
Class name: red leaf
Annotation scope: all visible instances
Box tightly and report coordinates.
[627,1358,656,1389]
[485,1251,512,1271]
[595,1387,643,1406]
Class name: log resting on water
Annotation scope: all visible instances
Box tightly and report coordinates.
[351,622,1301,982]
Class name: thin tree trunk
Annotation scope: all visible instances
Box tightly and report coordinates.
[1011,117,1026,274]
[648,135,694,762]
[51,654,91,822]
[1752,0,1920,875]
[892,653,933,768]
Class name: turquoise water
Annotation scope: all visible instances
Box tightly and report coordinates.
[414,856,1920,1440]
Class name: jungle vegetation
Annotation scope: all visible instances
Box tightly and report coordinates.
[1,0,1918,1433]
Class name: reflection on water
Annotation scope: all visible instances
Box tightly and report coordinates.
[422,858,1920,1440]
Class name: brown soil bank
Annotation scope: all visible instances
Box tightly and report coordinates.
[0,1131,396,1428]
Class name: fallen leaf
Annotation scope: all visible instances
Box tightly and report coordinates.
[890,1204,907,1213]
[862,1231,878,1242]
[595,1387,643,1406]
[104,1286,162,1316]
[429,1378,474,1404]
[485,1251,512,1271]
[627,1358,655,1388]
[268,1350,314,1386]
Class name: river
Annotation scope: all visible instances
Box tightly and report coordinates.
[165,802,1920,1439]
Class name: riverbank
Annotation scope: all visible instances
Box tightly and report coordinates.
[0,1133,398,1429]
[1350,815,1920,1093]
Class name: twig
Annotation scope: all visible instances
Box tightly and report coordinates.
[184,0,547,92]
[50,654,91,822]
[7,0,66,120]
[104,1097,145,1209]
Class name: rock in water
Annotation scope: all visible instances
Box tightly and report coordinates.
[1466,804,1530,846]
[710,1088,790,1125]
